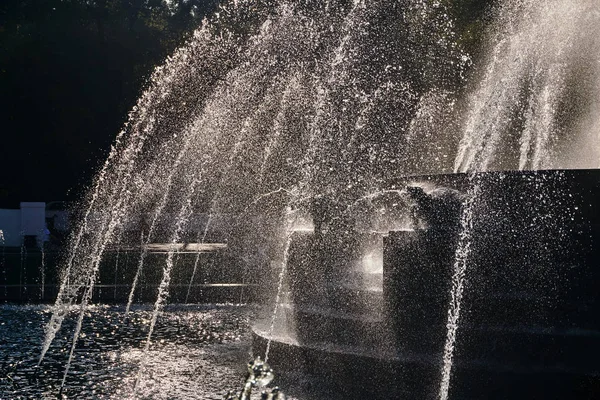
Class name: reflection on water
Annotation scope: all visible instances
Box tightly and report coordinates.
[0,304,258,399]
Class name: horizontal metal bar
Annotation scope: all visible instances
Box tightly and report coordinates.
[0,283,258,288]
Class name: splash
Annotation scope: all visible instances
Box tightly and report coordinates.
[42,0,471,391]
[455,0,600,172]
[441,2,600,397]
[438,179,480,400]
[264,229,294,364]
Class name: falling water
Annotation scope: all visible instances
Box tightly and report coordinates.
[60,182,140,389]
[134,180,198,392]
[183,214,213,304]
[264,227,294,364]
[183,94,270,304]
[438,179,480,400]
[125,116,204,316]
[39,74,152,363]
[440,1,600,398]
[113,244,121,301]
[262,0,374,363]
[42,0,475,392]
[38,2,251,363]
[184,213,213,304]
[258,72,304,179]
[39,243,46,301]
[125,233,151,316]
[454,0,600,172]
[123,119,210,316]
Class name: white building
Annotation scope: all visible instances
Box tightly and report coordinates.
[0,202,68,247]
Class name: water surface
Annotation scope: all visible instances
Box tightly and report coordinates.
[0,304,262,399]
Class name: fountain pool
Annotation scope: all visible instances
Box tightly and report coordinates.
[7,0,599,398]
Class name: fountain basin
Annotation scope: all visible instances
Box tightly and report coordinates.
[253,169,600,399]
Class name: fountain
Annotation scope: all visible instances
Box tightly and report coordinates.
[253,169,600,398]
[14,0,598,398]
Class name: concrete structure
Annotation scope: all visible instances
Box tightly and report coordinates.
[253,169,600,399]
[0,208,21,246]
[0,202,47,247]
[0,202,71,248]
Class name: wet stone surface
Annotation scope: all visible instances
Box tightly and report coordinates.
[0,304,266,399]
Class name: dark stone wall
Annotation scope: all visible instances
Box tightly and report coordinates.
[384,169,600,399]
[256,169,600,399]
[383,228,457,399]
[384,229,455,356]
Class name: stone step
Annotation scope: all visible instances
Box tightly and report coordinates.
[254,329,599,400]
[279,303,390,348]
[327,284,383,315]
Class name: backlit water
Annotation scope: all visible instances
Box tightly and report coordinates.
[0,304,278,399]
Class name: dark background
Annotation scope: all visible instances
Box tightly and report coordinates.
[0,0,492,209]
[0,0,219,208]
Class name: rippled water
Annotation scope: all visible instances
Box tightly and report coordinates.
[0,304,279,399]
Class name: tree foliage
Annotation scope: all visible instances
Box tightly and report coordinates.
[0,0,218,206]
[0,0,494,207]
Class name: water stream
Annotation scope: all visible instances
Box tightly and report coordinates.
[438,177,481,400]
[39,244,45,301]
[36,0,600,396]
[135,180,199,393]
[0,231,5,300]
[454,0,600,172]
[440,1,600,397]
[264,228,295,364]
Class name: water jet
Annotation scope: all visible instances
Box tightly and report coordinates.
[1,0,598,398]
